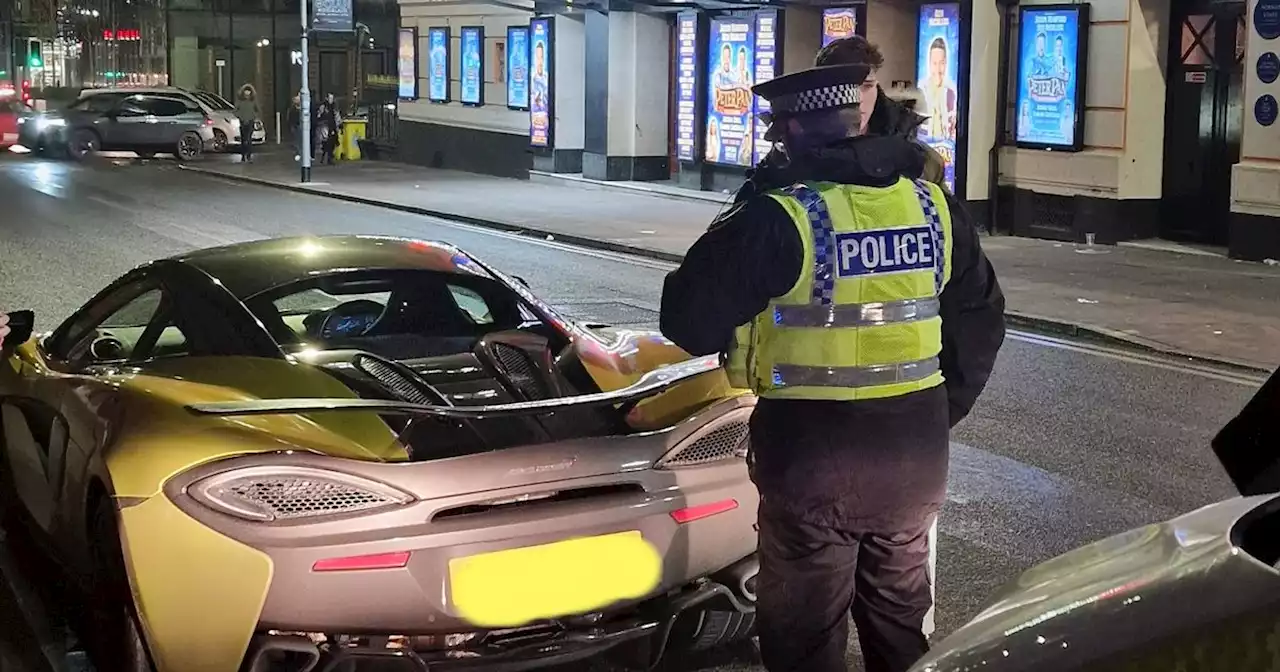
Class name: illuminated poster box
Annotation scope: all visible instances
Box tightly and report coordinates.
[1014,3,1091,152]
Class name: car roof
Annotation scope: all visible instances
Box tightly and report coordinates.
[80,87,206,100]
[169,235,496,299]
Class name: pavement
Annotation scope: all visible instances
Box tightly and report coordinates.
[178,152,1280,373]
[0,151,1268,671]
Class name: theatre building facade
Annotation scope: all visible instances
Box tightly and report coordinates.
[14,0,1235,260]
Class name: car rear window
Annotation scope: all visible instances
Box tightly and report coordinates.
[194,92,233,110]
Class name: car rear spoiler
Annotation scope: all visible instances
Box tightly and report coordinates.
[185,354,722,420]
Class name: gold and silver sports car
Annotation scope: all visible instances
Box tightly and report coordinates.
[0,235,761,672]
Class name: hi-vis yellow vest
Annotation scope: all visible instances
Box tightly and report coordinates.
[724,177,954,401]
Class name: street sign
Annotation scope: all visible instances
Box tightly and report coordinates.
[215,58,226,67]
[312,0,353,32]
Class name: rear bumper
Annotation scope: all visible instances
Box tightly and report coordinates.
[243,557,758,672]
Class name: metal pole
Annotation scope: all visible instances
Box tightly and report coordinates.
[299,0,312,182]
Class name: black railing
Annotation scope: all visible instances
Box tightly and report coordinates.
[365,102,398,146]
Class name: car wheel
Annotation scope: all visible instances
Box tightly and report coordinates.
[175,132,202,161]
[67,129,99,161]
[85,499,154,672]
[212,129,228,153]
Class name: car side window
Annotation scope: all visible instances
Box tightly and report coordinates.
[447,285,495,325]
[116,96,147,117]
[145,97,194,118]
[54,282,189,367]
[67,94,124,113]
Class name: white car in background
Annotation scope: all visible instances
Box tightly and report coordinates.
[78,86,266,153]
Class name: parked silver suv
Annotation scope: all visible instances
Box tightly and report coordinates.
[78,85,266,152]
[18,91,216,160]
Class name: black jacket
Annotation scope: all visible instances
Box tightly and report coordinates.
[734,89,930,204]
[660,134,1005,529]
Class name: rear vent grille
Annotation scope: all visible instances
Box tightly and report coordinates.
[224,477,396,520]
[355,355,436,405]
[491,343,549,400]
[665,421,749,467]
[432,483,645,521]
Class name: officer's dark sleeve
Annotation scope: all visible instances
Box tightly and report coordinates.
[938,193,1006,427]
[660,198,803,357]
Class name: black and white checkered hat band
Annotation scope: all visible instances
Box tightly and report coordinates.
[771,83,861,114]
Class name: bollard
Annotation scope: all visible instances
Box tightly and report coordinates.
[275,112,281,144]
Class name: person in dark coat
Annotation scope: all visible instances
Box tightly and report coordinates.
[314,93,341,165]
[660,63,1005,672]
[286,93,302,161]
[736,36,947,204]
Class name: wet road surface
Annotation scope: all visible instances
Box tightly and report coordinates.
[0,152,1263,671]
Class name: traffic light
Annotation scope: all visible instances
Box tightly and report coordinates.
[27,39,42,68]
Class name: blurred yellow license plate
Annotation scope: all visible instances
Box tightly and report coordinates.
[448,530,662,627]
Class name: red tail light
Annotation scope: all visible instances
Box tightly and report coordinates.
[312,551,412,572]
[203,117,214,126]
[670,498,739,524]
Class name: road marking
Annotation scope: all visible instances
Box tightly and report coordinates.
[1006,330,1267,386]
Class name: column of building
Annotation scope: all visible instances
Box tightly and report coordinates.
[581,4,670,182]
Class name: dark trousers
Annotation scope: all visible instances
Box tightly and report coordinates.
[239,123,254,161]
[755,503,933,672]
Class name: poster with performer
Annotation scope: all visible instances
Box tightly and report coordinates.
[427,27,450,103]
[822,6,865,46]
[752,10,779,166]
[1014,4,1089,151]
[397,28,418,100]
[705,16,755,166]
[506,26,530,109]
[529,18,553,147]
[460,26,484,105]
[916,3,961,192]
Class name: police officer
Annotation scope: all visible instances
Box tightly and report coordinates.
[659,63,1005,672]
[731,35,948,641]
[738,35,945,203]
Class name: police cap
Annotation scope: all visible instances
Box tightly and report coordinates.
[751,63,870,118]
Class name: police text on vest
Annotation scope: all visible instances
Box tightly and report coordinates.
[834,225,935,277]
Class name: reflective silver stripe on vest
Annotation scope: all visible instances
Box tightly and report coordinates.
[770,357,941,389]
[773,297,941,328]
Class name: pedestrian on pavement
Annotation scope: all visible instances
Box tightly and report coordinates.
[659,63,1006,672]
[234,84,260,164]
[287,93,302,162]
[315,93,341,165]
[883,85,946,186]
[0,312,8,347]
[735,36,946,204]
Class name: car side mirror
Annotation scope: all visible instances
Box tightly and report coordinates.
[513,276,530,288]
[1,310,34,356]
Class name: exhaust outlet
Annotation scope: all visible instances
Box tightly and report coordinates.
[241,634,320,672]
[718,555,760,604]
